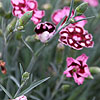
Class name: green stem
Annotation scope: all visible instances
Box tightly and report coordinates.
[51,74,64,99]
[67,0,75,22]
[74,16,95,23]
[14,80,27,98]
[26,44,46,73]
[21,37,34,54]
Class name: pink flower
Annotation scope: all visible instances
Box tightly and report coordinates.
[64,54,91,85]
[11,0,45,24]
[13,95,27,100]
[34,22,55,43]
[51,7,87,27]
[0,60,6,74]
[82,0,99,7]
[59,25,94,50]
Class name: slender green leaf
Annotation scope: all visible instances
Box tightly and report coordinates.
[17,77,50,97]
[19,63,24,75]
[9,76,20,88]
[22,37,34,54]
[0,84,12,99]
[74,16,95,23]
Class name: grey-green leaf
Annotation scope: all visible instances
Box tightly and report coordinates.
[0,84,13,99]
[17,77,50,97]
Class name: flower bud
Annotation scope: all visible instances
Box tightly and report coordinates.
[17,26,24,31]
[25,35,36,42]
[4,12,12,19]
[7,18,17,33]
[0,2,5,16]
[22,72,30,82]
[86,75,94,80]
[90,67,100,74]
[75,2,88,16]
[61,84,70,92]
[18,11,33,26]
[0,29,2,36]
[69,17,75,24]
[15,32,22,40]
[56,43,65,64]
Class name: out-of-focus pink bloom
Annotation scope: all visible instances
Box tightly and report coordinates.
[13,95,27,100]
[0,60,6,74]
[64,54,91,85]
[11,0,45,24]
[82,0,99,7]
[59,25,94,50]
[34,22,55,43]
[51,7,87,27]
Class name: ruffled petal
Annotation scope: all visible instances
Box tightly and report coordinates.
[76,53,88,66]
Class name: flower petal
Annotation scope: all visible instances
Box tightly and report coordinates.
[67,57,81,67]
[76,53,88,66]
[73,72,84,85]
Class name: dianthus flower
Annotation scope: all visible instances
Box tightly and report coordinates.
[82,0,99,7]
[51,6,87,27]
[12,95,27,100]
[59,25,94,50]
[0,60,6,74]
[11,0,45,24]
[64,54,91,85]
[34,22,55,43]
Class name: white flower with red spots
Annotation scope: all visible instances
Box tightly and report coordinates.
[59,25,94,50]
[11,0,45,24]
[13,95,27,100]
[64,54,91,85]
[34,22,55,43]
[51,6,87,27]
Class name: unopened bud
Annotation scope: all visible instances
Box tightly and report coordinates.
[4,12,12,19]
[56,43,65,64]
[16,32,22,40]
[42,3,52,10]
[22,72,30,82]
[86,75,94,80]
[90,67,100,74]
[17,26,24,31]
[61,84,70,92]
[0,29,2,36]
[70,18,75,24]
[25,35,36,42]
[0,2,5,16]
[7,18,17,33]
[18,11,33,26]
[75,2,88,16]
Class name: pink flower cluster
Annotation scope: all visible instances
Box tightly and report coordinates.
[51,7,87,27]
[52,6,94,50]
[64,54,91,85]
[82,0,99,7]
[11,0,45,24]
[13,95,27,100]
